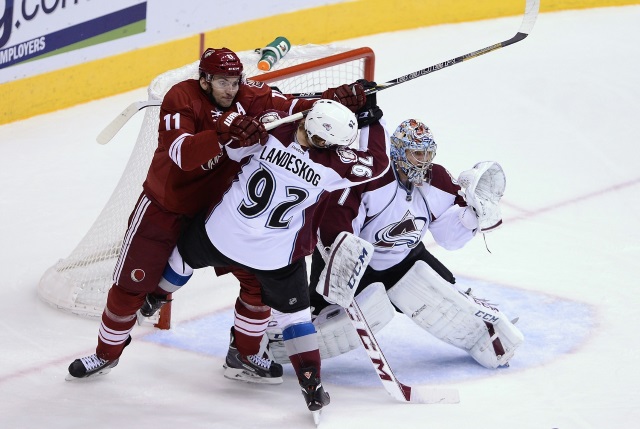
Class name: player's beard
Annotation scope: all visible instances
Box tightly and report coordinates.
[204,85,234,111]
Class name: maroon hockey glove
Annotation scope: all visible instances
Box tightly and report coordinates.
[321,83,366,112]
[216,112,268,147]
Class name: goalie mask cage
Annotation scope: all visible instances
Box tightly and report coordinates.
[38,45,375,329]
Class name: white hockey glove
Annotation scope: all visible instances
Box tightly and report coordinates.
[316,231,374,308]
[457,161,506,232]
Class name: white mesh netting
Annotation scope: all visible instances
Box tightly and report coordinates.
[38,44,373,319]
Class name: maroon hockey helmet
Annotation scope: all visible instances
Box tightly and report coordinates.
[199,47,243,77]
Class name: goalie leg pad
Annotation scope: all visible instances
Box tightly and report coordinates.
[387,260,524,368]
[268,283,395,363]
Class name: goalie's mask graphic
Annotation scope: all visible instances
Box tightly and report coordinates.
[390,119,437,187]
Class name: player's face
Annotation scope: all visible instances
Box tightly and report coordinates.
[310,135,327,148]
[208,76,240,108]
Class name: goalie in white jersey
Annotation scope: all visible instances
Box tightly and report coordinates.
[161,100,390,415]
[268,116,524,369]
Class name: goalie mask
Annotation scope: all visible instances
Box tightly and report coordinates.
[304,100,358,148]
[390,119,437,186]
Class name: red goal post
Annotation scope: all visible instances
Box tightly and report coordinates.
[38,45,375,329]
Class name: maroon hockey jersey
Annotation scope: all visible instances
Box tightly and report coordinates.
[143,79,317,215]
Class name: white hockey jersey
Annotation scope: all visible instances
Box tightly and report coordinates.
[319,163,475,271]
[204,121,390,270]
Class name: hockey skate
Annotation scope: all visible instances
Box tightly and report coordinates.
[298,367,330,425]
[66,336,131,381]
[139,293,171,318]
[223,327,283,385]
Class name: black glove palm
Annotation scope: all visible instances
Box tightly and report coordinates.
[354,79,383,128]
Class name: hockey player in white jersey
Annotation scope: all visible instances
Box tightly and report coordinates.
[159,99,390,418]
[268,110,524,370]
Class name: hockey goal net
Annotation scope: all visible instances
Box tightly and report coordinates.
[38,44,375,328]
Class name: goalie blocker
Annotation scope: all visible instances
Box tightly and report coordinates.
[269,260,523,369]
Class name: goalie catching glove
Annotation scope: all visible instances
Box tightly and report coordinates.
[457,161,506,232]
[216,111,268,147]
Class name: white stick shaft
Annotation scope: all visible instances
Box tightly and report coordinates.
[96,100,161,145]
[264,111,304,131]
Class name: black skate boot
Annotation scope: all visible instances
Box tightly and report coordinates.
[66,336,131,381]
[223,327,283,385]
[139,293,172,318]
[298,366,330,425]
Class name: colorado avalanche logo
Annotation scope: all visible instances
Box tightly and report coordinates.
[336,146,357,163]
[322,122,332,131]
[373,211,427,248]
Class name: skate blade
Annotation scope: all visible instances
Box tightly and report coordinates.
[222,366,283,385]
[312,409,321,426]
[65,367,112,381]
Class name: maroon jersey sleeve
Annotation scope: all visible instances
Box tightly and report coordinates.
[430,164,467,207]
[310,120,390,188]
[239,79,318,117]
[316,185,364,247]
[159,80,223,171]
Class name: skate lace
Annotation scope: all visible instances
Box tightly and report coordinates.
[247,354,272,370]
[80,354,108,371]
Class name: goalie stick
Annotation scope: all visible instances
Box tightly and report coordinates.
[344,298,460,404]
[96,0,539,144]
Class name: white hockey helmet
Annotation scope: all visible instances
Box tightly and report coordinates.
[304,99,358,148]
[390,119,437,186]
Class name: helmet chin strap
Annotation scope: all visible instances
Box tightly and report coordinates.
[393,163,414,201]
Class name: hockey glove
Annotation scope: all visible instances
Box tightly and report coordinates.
[321,83,366,112]
[216,112,269,147]
[457,161,506,232]
[354,79,382,128]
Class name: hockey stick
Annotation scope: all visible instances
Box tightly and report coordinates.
[96,99,300,145]
[345,299,460,404]
[292,0,539,98]
[96,100,162,144]
[96,0,538,144]
[263,111,304,131]
[96,99,162,145]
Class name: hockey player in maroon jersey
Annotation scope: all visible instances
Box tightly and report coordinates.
[66,47,367,382]
[158,100,390,418]
[268,110,524,369]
